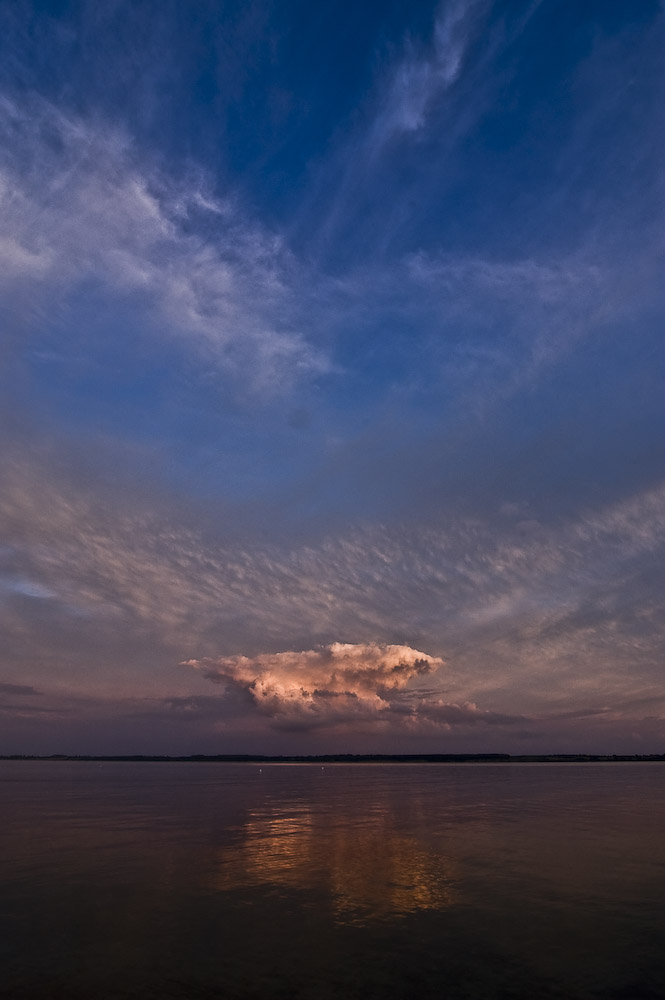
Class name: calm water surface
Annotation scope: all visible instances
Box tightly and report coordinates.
[1,762,664,999]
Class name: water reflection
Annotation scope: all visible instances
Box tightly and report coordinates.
[211,803,457,924]
[4,763,665,1000]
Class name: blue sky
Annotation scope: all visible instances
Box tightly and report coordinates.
[2,0,665,754]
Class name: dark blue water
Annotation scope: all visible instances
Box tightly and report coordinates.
[1,762,664,999]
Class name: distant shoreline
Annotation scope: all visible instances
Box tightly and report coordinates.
[2,753,664,763]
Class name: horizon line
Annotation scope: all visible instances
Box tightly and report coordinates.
[2,752,664,763]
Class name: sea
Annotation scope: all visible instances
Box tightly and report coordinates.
[1,761,664,999]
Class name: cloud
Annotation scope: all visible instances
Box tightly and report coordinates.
[186,642,441,730]
[292,1,495,259]
[184,642,520,731]
[370,0,484,149]
[3,437,665,733]
[0,682,40,696]
[0,96,327,390]
[389,248,608,406]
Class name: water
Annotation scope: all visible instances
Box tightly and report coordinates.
[1,762,664,999]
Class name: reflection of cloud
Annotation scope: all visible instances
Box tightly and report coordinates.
[211,801,456,924]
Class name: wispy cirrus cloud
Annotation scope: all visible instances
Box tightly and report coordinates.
[327,247,609,412]
[294,1,494,259]
[369,0,486,152]
[0,96,326,390]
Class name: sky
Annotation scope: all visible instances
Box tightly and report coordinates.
[1,0,665,755]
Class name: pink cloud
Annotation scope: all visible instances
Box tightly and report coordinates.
[184,643,519,732]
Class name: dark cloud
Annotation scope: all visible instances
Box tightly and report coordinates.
[0,682,40,696]
[0,703,66,716]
